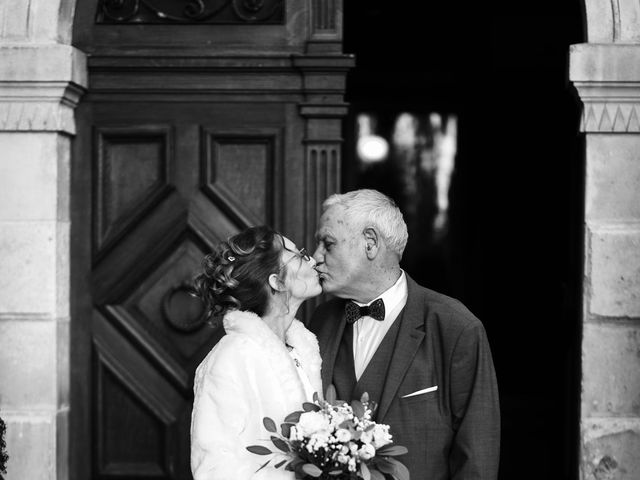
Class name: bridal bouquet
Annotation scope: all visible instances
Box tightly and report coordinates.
[247,386,408,480]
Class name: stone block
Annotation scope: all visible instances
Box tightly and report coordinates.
[2,410,68,480]
[586,136,640,221]
[571,44,640,81]
[589,227,640,317]
[582,323,640,417]
[0,133,60,222]
[0,222,64,314]
[0,319,58,408]
[581,418,640,480]
[0,45,87,85]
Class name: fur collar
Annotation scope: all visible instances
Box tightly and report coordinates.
[223,310,323,401]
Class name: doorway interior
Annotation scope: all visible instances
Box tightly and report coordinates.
[342,1,586,479]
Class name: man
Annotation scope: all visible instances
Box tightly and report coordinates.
[309,189,500,480]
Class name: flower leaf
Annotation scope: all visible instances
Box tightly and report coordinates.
[263,417,277,433]
[246,445,273,455]
[369,469,386,480]
[280,423,292,438]
[361,461,371,480]
[376,458,394,474]
[325,384,337,404]
[255,459,271,473]
[271,435,290,453]
[274,459,288,469]
[360,392,370,404]
[301,463,323,477]
[351,399,365,419]
[328,469,343,476]
[313,391,320,403]
[303,402,321,412]
[386,457,410,480]
[284,410,303,423]
[376,445,408,457]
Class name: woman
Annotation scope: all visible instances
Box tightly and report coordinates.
[190,226,323,480]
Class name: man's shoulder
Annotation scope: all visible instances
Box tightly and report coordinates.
[407,278,483,333]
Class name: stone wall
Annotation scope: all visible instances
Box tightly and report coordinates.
[0,1,85,478]
[571,43,640,479]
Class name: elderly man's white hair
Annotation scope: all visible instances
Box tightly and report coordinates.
[322,189,408,258]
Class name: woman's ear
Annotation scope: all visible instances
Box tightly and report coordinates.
[363,227,379,259]
[268,273,285,292]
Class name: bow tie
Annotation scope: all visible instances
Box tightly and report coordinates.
[345,298,385,324]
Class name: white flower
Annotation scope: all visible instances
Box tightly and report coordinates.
[297,411,331,437]
[371,424,392,448]
[336,453,350,465]
[358,443,376,461]
[335,428,352,443]
[360,430,373,445]
[308,430,331,450]
[330,412,348,427]
[348,457,357,472]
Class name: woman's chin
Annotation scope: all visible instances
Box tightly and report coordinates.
[308,283,323,298]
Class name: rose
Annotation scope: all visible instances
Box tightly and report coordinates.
[335,428,352,443]
[371,424,392,448]
[360,430,373,445]
[358,443,376,461]
[296,411,331,437]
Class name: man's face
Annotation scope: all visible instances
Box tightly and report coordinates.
[312,205,367,299]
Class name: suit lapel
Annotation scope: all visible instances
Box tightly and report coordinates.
[319,301,347,394]
[376,276,426,422]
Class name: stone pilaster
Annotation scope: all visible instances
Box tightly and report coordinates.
[570,43,640,480]
[0,43,86,480]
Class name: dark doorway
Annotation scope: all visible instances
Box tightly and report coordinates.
[343,2,585,479]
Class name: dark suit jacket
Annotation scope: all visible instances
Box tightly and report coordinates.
[309,275,500,480]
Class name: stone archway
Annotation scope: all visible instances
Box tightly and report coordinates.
[0,0,638,479]
[570,1,640,478]
[0,0,86,478]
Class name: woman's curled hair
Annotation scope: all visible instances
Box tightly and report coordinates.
[193,226,284,319]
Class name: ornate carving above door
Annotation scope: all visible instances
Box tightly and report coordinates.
[96,0,285,24]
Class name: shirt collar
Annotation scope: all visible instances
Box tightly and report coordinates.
[353,270,408,320]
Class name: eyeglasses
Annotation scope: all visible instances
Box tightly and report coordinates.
[297,248,311,262]
[283,247,311,266]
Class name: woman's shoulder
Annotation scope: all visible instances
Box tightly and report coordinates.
[195,332,258,377]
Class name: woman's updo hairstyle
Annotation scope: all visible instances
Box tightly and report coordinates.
[193,225,285,319]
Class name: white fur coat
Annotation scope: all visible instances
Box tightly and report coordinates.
[190,310,323,480]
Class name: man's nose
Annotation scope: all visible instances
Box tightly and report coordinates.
[312,246,323,264]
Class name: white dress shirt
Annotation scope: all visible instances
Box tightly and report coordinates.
[352,271,408,380]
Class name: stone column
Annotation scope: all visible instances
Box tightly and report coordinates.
[0,41,86,479]
[570,44,640,480]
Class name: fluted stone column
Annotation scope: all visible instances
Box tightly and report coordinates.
[0,2,87,477]
[570,43,640,480]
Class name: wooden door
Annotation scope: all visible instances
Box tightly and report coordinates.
[88,103,286,479]
[70,2,350,478]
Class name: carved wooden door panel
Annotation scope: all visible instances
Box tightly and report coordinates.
[89,103,285,479]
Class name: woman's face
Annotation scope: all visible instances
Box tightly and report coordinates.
[280,236,322,301]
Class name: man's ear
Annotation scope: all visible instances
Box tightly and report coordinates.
[363,227,379,259]
[268,273,285,292]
